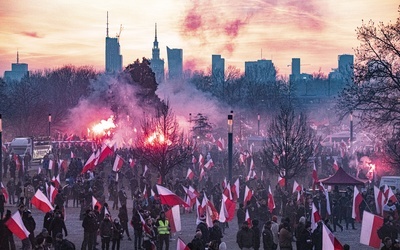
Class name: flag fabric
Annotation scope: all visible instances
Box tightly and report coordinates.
[246,168,257,181]
[322,223,343,250]
[217,138,225,151]
[250,158,255,170]
[199,167,205,181]
[143,165,149,176]
[231,178,240,201]
[222,182,232,200]
[204,159,214,170]
[319,183,331,215]
[198,154,204,168]
[95,144,113,165]
[192,155,197,164]
[70,151,75,159]
[81,152,98,174]
[267,185,275,212]
[181,185,198,207]
[333,160,339,171]
[48,159,54,170]
[52,174,60,188]
[352,186,363,222]
[312,162,318,189]
[165,205,181,233]
[244,185,253,205]
[374,186,385,215]
[278,175,285,187]
[92,196,102,211]
[4,211,30,240]
[1,182,9,203]
[222,194,236,222]
[311,203,321,232]
[186,168,194,180]
[31,189,54,213]
[360,211,384,249]
[384,185,398,204]
[156,185,189,207]
[245,209,252,227]
[38,167,42,175]
[129,158,135,168]
[177,237,190,250]
[293,180,302,193]
[104,206,111,217]
[219,195,227,223]
[112,155,124,172]
[49,185,58,205]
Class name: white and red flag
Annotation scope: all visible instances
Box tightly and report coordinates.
[199,167,206,181]
[217,137,225,151]
[70,151,75,159]
[129,158,135,168]
[186,168,194,180]
[181,185,198,207]
[4,211,30,240]
[244,185,253,205]
[360,211,384,249]
[245,209,252,227]
[177,237,190,250]
[222,181,232,200]
[52,174,60,188]
[92,196,102,211]
[201,194,219,227]
[384,185,398,204]
[198,154,204,168]
[333,159,339,171]
[278,175,285,187]
[312,162,318,190]
[222,194,235,222]
[112,155,124,172]
[191,155,197,164]
[95,144,113,165]
[311,203,321,232]
[204,159,214,170]
[142,187,148,199]
[250,158,255,170]
[49,185,58,205]
[143,165,149,176]
[319,183,331,215]
[267,185,275,212]
[231,178,240,201]
[48,159,54,170]
[1,182,9,203]
[31,189,54,213]
[374,186,385,215]
[293,180,302,193]
[322,223,343,250]
[81,151,98,174]
[156,185,189,207]
[246,168,257,181]
[352,186,363,222]
[165,205,181,233]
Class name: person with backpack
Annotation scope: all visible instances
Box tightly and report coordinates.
[54,233,75,250]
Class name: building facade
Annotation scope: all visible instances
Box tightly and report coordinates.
[105,13,122,73]
[166,46,183,80]
[150,24,165,83]
[211,54,225,85]
[244,59,276,83]
[4,52,29,83]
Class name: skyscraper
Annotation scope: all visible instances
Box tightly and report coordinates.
[244,59,276,83]
[150,23,164,83]
[166,46,183,81]
[212,55,225,85]
[105,12,122,73]
[338,54,354,75]
[4,51,29,83]
[289,58,301,82]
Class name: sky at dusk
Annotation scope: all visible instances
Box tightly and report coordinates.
[0,0,398,78]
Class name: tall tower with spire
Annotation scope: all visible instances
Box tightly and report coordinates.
[3,51,29,83]
[150,23,164,83]
[105,12,123,73]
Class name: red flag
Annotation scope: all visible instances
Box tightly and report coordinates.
[222,194,235,222]
[52,174,60,188]
[81,152,97,174]
[322,223,343,250]
[31,189,54,213]
[293,180,302,193]
[352,186,363,222]
[182,185,198,207]
[191,155,197,164]
[246,168,257,181]
[244,185,253,205]
[1,182,9,203]
[186,168,194,180]
[92,196,102,211]
[360,211,384,249]
[217,137,225,151]
[177,237,190,250]
[49,185,58,205]
[311,203,321,232]
[267,185,275,212]
[374,186,385,215]
[129,158,135,168]
[198,154,204,168]
[278,175,285,187]
[245,209,252,228]
[48,159,54,170]
[199,167,205,181]
[95,144,113,165]
[165,205,181,233]
[4,211,30,240]
[112,155,124,172]
[59,160,68,172]
[156,185,189,207]
[231,178,240,202]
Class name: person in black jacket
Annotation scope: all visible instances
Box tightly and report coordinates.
[262,221,275,250]
[196,216,210,247]
[297,221,313,250]
[118,204,131,240]
[81,209,98,250]
[111,218,123,250]
[49,212,68,244]
[252,220,261,250]
[209,220,223,245]
[236,221,254,250]
[100,214,113,250]
[23,210,36,249]
[131,208,143,250]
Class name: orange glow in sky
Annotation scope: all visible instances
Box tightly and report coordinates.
[0,0,398,77]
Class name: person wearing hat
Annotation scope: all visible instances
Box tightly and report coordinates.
[196,214,210,247]
[236,221,254,250]
[156,211,170,250]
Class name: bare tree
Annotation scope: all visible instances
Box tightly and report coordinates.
[133,101,192,184]
[261,103,316,189]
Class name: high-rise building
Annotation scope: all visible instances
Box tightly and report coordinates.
[166,46,183,80]
[338,54,354,75]
[105,12,122,73]
[150,23,164,83]
[244,59,276,83]
[4,51,29,83]
[292,58,301,76]
[212,55,225,85]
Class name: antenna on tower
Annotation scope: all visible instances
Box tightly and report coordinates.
[17,50,19,64]
[261,49,262,59]
[155,23,158,41]
[106,11,109,37]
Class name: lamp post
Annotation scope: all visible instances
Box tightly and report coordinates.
[350,112,353,145]
[48,114,51,138]
[257,113,260,136]
[228,111,233,182]
[0,114,2,182]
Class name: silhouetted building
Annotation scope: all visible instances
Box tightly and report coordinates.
[166,46,183,80]
[212,54,225,85]
[4,51,29,83]
[328,54,354,95]
[105,12,122,73]
[244,59,276,83]
[150,23,164,83]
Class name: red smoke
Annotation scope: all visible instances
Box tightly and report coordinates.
[184,11,202,33]
[20,31,42,38]
[224,19,246,37]
[183,58,198,71]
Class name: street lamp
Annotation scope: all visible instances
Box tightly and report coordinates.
[228,111,233,182]
[0,114,2,182]
[48,113,52,138]
[258,113,260,136]
[350,112,353,145]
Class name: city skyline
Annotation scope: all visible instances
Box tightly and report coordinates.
[0,0,398,78]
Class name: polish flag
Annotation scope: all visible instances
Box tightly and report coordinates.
[165,205,181,233]
[360,211,384,249]
[223,182,233,200]
[374,186,385,215]
[192,155,197,164]
[143,165,149,176]
[231,178,240,202]
[244,185,253,205]
[352,186,363,222]
[31,189,54,213]
[52,174,60,188]
[312,162,318,190]
[142,187,148,199]
[70,151,75,159]
[112,155,124,172]
[4,211,30,240]
[181,185,197,207]
[322,223,343,250]
[319,183,331,215]
[217,137,225,151]
[333,160,339,171]
[202,195,216,227]
[151,189,156,198]
[92,196,102,211]
[45,183,50,198]
[48,159,54,170]
[267,185,275,212]
[272,153,279,165]
[222,177,227,189]
[245,209,252,228]
[204,159,214,170]
[278,175,285,187]
[186,168,194,180]
[219,195,228,223]
[49,185,58,204]
[129,158,135,168]
[222,194,236,222]
[198,154,204,167]
[293,180,302,193]
[246,168,257,181]
[156,185,189,207]
[104,206,111,217]
[239,153,246,164]
[311,203,321,232]
[177,237,190,250]
[81,151,98,174]
[199,167,205,181]
[1,182,9,203]
[95,144,113,165]
[384,185,398,204]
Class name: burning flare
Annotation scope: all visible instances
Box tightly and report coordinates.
[146,131,171,146]
[91,116,116,135]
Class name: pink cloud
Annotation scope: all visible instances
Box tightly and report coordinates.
[20,31,43,38]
